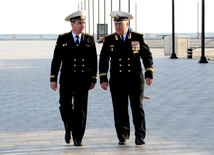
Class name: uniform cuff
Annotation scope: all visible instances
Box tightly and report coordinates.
[100,76,108,84]
[145,71,153,79]
[50,75,57,82]
[91,76,97,83]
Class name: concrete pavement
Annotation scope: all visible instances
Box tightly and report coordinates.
[0,42,214,154]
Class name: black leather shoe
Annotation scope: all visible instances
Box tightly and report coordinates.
[135,136,145,145]
[118,138,126,145]
[65,133,71,144]
[74,139,83,146]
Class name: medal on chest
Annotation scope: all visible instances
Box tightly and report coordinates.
[131,41,140,54]
[110,45,114,52]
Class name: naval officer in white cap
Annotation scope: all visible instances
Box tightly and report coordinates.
[99,11,153,145]
[50,10,97,146]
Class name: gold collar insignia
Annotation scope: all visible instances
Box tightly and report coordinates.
[115,34,119,40]
[128,32,132,39]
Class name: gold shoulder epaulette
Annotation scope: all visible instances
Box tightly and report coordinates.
[60,32,70,36]
[131,30,143,35]
[106,32,116,37]
[84,33,93,37]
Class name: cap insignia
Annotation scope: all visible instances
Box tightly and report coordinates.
[81,13,84,19]
[116,14,119,20]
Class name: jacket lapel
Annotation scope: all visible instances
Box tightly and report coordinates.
[127,29,132,40]
[67,32,75,47]
[80,33,85,46]
[115,33,119,41]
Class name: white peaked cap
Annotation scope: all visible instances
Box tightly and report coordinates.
[110,11,133,23]
[65,10,87,22]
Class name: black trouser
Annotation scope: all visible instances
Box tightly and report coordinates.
[109,74,146,140]
[59,84,88,141]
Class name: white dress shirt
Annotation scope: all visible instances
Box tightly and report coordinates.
[120,30,128,41]
[72,31,82,44]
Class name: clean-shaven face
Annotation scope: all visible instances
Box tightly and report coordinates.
[71,21,85,35]
[115,21,129,36]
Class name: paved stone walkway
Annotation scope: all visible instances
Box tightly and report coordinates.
[0,42,214,154]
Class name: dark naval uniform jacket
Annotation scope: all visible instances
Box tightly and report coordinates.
[99,29,153,139]
[50,32,97,141]
[99,29,153,84]
[50,32,97,88]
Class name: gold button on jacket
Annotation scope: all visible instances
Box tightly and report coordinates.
[50,32,98,84]
[99,29,153,84]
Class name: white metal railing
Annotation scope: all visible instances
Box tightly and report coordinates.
[0,33,214,40]
[0,34,58,40]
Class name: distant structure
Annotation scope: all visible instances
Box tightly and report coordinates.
[78,0,134,41]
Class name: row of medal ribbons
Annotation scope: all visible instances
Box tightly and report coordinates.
[131,41,140,51]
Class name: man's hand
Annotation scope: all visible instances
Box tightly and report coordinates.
[101,82,109,90]
[89,82,96,90]
[50,82,57,91]
[145,78,153,86]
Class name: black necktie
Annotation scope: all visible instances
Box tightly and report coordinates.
[121,35,124,42]
[75,35,79,46]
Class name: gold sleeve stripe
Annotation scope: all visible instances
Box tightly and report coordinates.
[146,68,153,72]
[50,75,55,78]
[143,95,150,99]
[100,73,107,76]
[92,76,97,79]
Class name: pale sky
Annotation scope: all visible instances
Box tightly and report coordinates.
[0,0,213,34]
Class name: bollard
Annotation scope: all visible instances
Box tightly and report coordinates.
[40,34,44,40]
[12,34,17,40]
[187,48,193,59]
